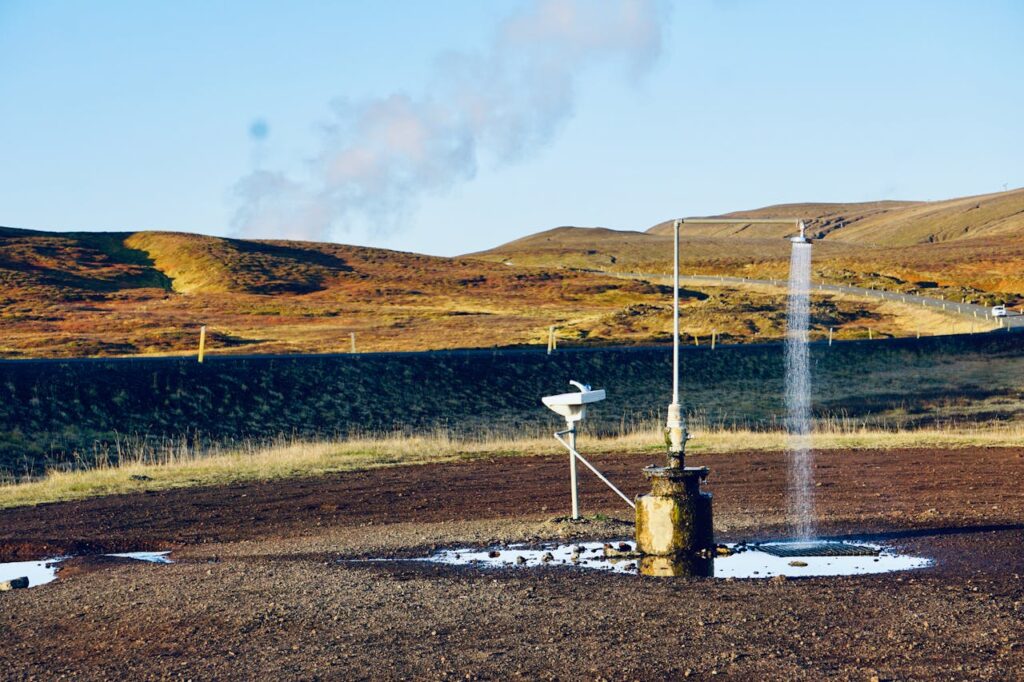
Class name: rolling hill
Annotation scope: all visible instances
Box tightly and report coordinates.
[475,188,1024,298]
[0,226,705,357]
[645,189,1024,246]
[0,187,1021,359]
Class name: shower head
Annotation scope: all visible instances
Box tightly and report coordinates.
[790,220,811,244]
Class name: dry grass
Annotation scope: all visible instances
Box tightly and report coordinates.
[477,189,1024,303]
[2,189,1022,359]
[607,274,1000,340]
[2,421,1022,510]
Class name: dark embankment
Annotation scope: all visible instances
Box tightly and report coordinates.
[1,333,1021,477]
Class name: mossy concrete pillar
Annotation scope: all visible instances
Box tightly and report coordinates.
[635,466,714,577]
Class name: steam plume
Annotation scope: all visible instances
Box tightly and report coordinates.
[232,0,668,241]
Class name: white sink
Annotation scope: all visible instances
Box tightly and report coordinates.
[542,381,606,424]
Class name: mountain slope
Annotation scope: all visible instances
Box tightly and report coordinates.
[0,226,699,357]
[644,189,1024,246]
[646,200,919,240]
[2,186,1022,359]
[473,188,1024,297]
[818,189,1024,245]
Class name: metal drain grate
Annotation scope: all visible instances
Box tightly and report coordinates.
[755,542,880,558]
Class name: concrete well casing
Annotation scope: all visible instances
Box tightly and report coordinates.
[635,466,714,576]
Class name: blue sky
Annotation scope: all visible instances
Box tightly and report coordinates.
[0,0,1021,256]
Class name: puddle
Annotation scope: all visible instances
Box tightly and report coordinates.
[107,551,173,564]
[0,551,173,589]
[713,542,929,579]
[412,540,931,579]
[0,558,66,588]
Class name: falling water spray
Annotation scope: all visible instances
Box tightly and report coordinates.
[785,222,816,540]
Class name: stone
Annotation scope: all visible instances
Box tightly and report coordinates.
[602,544,641,559]
[0,577,29,591]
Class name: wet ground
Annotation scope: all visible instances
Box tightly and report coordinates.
[1,447,1023,679]
[412,539,931,579]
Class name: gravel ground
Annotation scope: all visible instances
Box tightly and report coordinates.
[1,447,1023,680]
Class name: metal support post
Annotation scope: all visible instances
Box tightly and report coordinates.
[568,427,579,518]
[666,218,684,464]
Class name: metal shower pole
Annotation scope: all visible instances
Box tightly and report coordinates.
[666,218,684,466]
[673,217,680,405]
[664,216,802,467]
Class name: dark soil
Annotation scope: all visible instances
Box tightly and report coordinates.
[2,447,1023,680]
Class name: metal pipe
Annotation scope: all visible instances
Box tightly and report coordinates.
[673,218,680,406]
[568,428,579,519]
[555,430,635,510]
[680,218,802,224]
[666,218,684,459]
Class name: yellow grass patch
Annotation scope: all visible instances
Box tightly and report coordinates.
[2,423,1022,510]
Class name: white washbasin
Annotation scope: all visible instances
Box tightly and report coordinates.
[542,381,605,423]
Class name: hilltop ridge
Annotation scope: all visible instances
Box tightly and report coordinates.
[475,188,1024,295]
[643,189,1024,245]
[1,187,1021,359]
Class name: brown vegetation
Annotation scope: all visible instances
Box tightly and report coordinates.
[1,188,1021,358]
[479,187,1024,303]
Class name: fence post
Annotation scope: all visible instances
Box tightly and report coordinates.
[828,327,833,346]
[198,325,206,363]
[868,328,873,340]
[350,332,357,353]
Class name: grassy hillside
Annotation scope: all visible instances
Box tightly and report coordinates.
[476,188,1024,303]
[0,226,171,294]
[1,187,1021,359]
[470,224,863,274]
[646,200,919,240]
[0,226,729,357]
[644,189,1024,246]
[820,189,1024,245]
[122,232,353,294]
